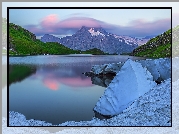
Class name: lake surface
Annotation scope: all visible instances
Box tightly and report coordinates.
[9,55,145,125]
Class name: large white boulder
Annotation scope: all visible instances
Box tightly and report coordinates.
[94,59,156,116]
[138,58,171,81]
[90,58,171,82]
[138,59,160,81]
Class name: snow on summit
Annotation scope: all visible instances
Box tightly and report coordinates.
[88,28,105,37]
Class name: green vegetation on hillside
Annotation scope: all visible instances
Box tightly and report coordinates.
[132,29,171,58]
[134,43,171,58]
[9,22,107,55]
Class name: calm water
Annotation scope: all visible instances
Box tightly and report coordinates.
[9,55,145,125]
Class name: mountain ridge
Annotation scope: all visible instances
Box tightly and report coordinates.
[41,26,152,54]
[8,23,106,55]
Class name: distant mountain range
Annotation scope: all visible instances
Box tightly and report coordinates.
[142,35,157,39]
[6,17,174,58]
[8,23,106,55]
[41,26,154,54]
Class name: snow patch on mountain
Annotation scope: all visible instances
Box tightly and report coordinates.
[88,28,105,37]
[114,35,150,46]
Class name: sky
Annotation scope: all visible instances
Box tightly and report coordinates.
[2,3,174,38]
[8,8,171,38]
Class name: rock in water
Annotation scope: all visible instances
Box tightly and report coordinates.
[94,59,156,116]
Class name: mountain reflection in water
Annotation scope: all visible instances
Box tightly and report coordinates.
[10,64,94,91]
[9,55,146,124]
[29,65,94,91]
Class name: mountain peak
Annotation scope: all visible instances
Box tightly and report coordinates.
[77,26,108,36]
[41,34,60,43]
[80,26,89,30]
[41,26,142,54]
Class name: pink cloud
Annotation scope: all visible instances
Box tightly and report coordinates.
[56,17,102,28]
[40,14,59,29]
[25,15,171,37]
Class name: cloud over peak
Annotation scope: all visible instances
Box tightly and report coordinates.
[25,14,171,37]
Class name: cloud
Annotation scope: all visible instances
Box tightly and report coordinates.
[56,17,102,28]
[67,13,90,17]
[111,18,171,37]
[25,15,171,37]
[40,14,59,29]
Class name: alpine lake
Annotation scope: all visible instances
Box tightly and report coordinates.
[9,55,145,125]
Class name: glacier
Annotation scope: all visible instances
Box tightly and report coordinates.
[90,58,171,82]
[93,59,156,116]
[138,58,171,81]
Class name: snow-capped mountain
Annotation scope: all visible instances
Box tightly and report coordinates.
[40,26,152,54]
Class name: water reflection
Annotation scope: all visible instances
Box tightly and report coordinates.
[9,62,105,124]
[2,65,7,89]
[42,78,59,90]
[28,65,94,91]
[9,64,36,86]
[9,55,146,124]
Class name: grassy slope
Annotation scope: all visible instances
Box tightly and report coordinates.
[9,22,106,55]
[132,29,171,58]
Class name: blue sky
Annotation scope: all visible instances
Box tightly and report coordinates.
[9,9,171,27]
[2,2,174,38]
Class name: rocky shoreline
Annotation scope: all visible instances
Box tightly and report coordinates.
[9,78,171,126]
